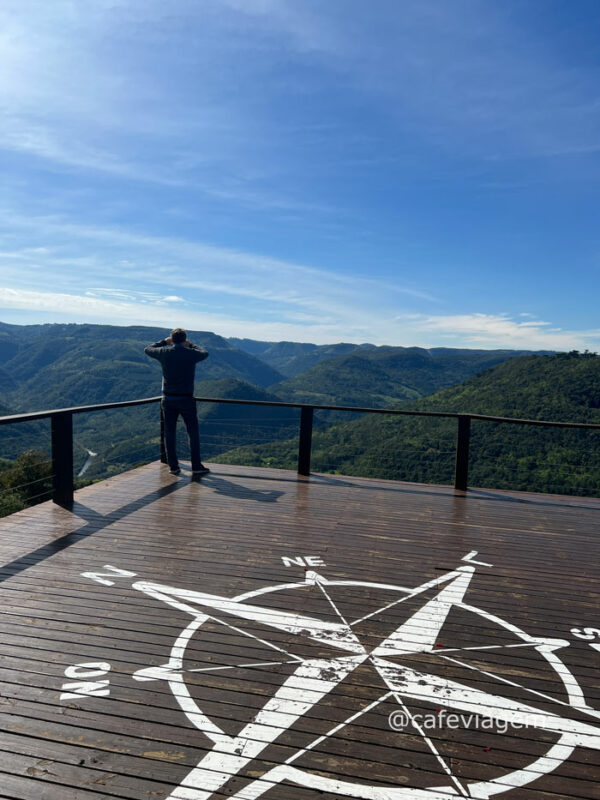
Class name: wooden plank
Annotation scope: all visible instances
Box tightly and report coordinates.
[0,461,599,799]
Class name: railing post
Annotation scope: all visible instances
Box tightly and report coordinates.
[51,412,74,507]
[454,414,471,492]
[160,403,167,464]
[297,406,314,476]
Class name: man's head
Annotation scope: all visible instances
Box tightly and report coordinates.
[171,328,187,344]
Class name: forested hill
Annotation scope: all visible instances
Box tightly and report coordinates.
[228,339,373,377]
[217,353,600,497]
[0,322,283,409]
[0,322,549,414]
[0,321,582,500]
[269,346,551,408]
[230,337,549,383]
[414,351,600,419]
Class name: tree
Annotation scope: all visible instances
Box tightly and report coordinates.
[0,450,53,518]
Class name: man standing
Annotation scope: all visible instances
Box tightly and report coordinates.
[144,328,210,476]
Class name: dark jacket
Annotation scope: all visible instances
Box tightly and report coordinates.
[144,340,209,396]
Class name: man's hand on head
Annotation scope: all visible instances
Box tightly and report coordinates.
[165,336,173,345]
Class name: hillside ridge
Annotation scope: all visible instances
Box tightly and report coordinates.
[217,353,600,497]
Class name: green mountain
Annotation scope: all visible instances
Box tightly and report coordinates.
[229,337,374,377]
[0,322,579,504]
[0,322,283,408]
[226,338,275,356]
[217,353,600,497]
[269,346,548,408]
[0,397,49,465]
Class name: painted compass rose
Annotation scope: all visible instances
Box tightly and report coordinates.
[80,556,600,799]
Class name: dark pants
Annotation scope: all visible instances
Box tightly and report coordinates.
[161,396,202,471]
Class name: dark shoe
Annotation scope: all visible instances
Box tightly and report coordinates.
[192,465,210,476]
[169,468,181,475]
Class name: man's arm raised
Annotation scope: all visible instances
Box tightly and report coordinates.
[185,341,209,361]
[144,339,169,359]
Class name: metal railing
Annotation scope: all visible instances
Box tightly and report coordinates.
[0,397,161,507]
[1,395,600,507]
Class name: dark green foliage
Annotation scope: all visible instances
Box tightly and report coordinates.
[231,339,372,377]
[217,354,600,497]
[0,322,283,412]
[0,395,49,462]
[0,321,595,502]
[0,450,53,516]
[269,346,549,409]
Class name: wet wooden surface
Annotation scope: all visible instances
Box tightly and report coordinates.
[0,461,599,799]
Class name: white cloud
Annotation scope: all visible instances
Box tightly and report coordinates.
[1,3,598,350]
[0,213,435,326]
[85,288,185,305]
[0,287,149,318]
[2,284,599,352]
[1,213,599,350]
[0,286,363,342]
[409,312,600,351]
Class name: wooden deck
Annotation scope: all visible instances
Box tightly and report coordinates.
[0,462,598,800]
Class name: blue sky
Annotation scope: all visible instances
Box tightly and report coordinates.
[1,0,600,349]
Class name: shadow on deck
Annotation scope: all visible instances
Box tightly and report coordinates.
[0,462,598,799]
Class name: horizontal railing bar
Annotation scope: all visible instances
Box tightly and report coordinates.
[0,393,599,431]
[193,396,459,418]
[466,413,600,429]
[0,396,162,426]
[193,397,600,430]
